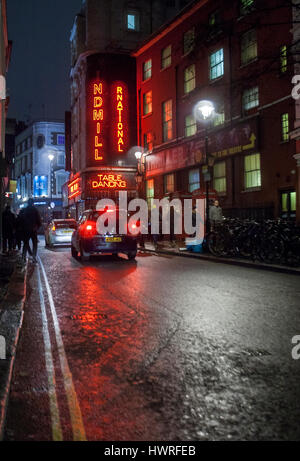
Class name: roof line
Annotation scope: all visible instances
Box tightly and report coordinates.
[132,0,209,57]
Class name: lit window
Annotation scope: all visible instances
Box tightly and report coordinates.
[280,45,287,73]
[146,179,154,207]
[213,107,225,127]
[213,162,226,193]
[291,192,296,212]
[162,100,173,142]
[243,86,259,110]
[185,114,197,137]
[143,91,152,115]
[57,135,65,146]
[188,169,200,192]
[127,13,139,31]
[184,64,196,94]
[241,29,257,65]
[143,59,152,81]
[183,28,195,55]
[164,173,175,194]
[244,153,261,189]
[240,0,254,15]
[210,48,224,80]
[281,113,289,142]
[143,132,153,151]
[161,45,172,69]
[209,10,221,27]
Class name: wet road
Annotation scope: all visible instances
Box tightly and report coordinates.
[4,241,300,441]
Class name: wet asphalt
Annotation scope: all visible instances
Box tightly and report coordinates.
[4,239,300,441]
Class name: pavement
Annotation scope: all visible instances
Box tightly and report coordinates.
[139,241,300,276]
[0,252,27,440]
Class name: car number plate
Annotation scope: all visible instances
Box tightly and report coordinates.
[105,237,122,242]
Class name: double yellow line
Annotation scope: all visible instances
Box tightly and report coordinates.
[37,258,87,441]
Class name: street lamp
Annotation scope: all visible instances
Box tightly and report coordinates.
[48,153,55,219]
[194,99,216,234]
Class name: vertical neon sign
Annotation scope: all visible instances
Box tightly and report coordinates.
[93,82,104,161]
[112,82,128,155]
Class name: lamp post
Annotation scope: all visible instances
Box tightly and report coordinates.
[48,153,54,220]
[135,150,145,198]
[194,100,216,234]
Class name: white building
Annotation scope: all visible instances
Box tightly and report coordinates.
[14,121,69,223]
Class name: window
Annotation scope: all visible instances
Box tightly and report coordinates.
[184,64,196,94]
[241,29,257,65]
[280,45,287,73]
[210,48,224,80]
[188,169,200,192]
[281,191,296,218]
[240,0,254,15]
[146,179,154,207]
[57,153,65,167]
[143,91,152,115]
[209,10,221,27]
[162,100,173,142]
[164,173,175,194]
[243,86,259,110]
[161,45,171,69]
[213,107,225,127]
[127,12,139,31]
[57,135,65,146]
[143,132,153,152]
[183,28,195,55]
[244,153,261,189]
[185,114,197,137]
[56,175,66,195]
[143,59,152,81]
[281,113,289,142]
[213,162,226,193]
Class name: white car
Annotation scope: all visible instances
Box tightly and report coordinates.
[45,219,77,247]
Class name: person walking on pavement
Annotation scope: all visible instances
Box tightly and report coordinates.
[2,204,16,254]
[22,198,42,263]
[15,209,25,251]
[209,200,223,230]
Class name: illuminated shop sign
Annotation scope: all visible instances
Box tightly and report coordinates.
[112,83,128,154]
[68,178,81,199]
[34,176,48,197]
[93,82,104,161]
[92,174,127,190]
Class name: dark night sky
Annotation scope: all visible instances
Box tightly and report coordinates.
[7,0,83,123]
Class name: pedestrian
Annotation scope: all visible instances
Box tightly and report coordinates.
[2,204,16,254]
[22,198,42,263]
[15,209,25,251]
[209,199,223,230]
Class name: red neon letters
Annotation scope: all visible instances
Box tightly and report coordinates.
[68,179,81,199]
[93,82,104,161]
[116,86,125,153]
[92,174,127,189]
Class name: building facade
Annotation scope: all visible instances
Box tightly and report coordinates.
[134,0,297,220]
[67,0,191,218]
[14,121,69,224]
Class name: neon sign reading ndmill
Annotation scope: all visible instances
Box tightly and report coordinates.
[93,82,104,161]
[92,174,127,189]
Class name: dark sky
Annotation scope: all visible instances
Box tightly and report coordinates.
[7,0,83,123]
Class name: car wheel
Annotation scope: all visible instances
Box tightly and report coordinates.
[79,244,90,262]
[71,244,78,259]
[127,251,137,260]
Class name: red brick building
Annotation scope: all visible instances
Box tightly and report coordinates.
[133,0,297,220]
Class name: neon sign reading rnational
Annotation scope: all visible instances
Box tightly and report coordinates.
[93,82,104,161]
[112,82,128,155]
[92,174,127,189]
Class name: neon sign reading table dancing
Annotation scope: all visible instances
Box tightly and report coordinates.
[92,174,127,189]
